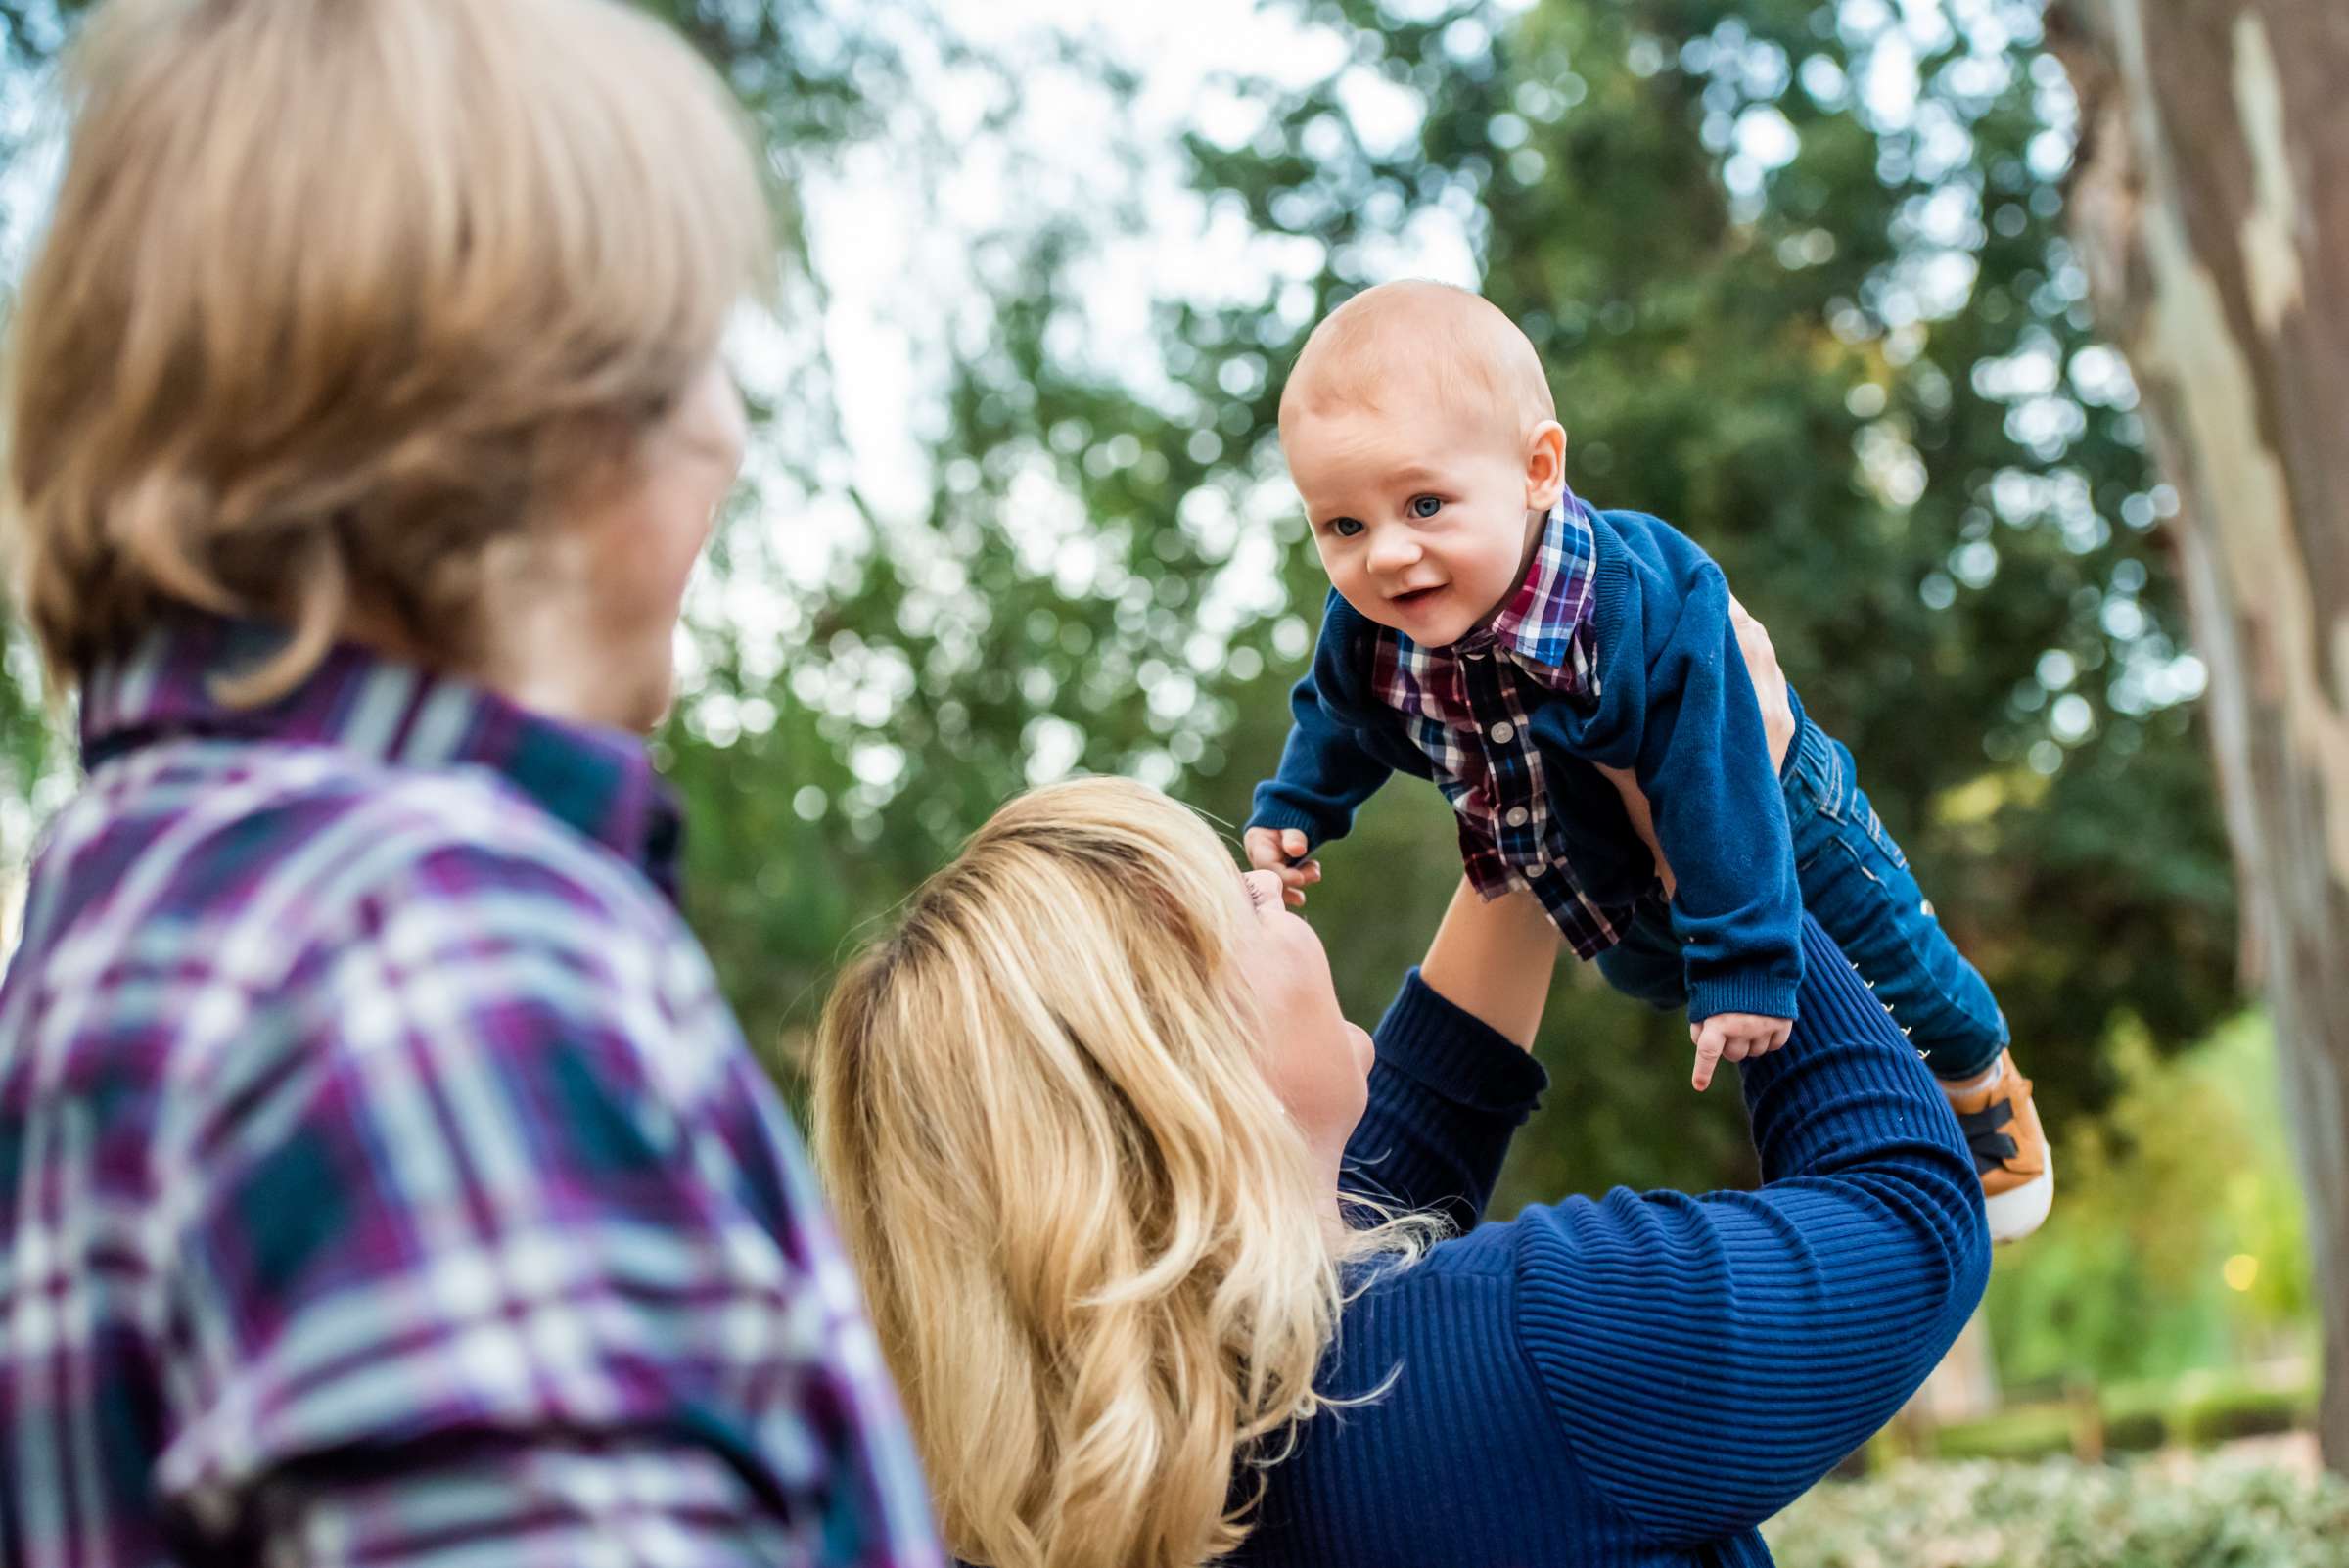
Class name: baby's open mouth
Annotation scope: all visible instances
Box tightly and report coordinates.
[1389,585,1444,608]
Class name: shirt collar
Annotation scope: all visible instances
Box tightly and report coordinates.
[1451,485,1596,667]
[77,613,684,899]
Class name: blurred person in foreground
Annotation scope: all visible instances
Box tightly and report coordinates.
[0,1,940,1561]
[812,612,1991,1568]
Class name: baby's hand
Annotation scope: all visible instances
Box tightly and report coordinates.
[1688,1012,1793,1091]
[1243,827,1322,907]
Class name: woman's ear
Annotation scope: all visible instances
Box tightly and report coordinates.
[1524,421,1568,511]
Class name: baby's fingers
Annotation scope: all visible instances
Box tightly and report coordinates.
[1689,1022,1727,1092]
[1735,1023,1792,1059]
[1246,829,1316,878]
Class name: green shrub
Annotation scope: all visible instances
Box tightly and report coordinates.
[2174,1385,2317,1447]
[1920,1372,2316,1465]
[2102,1408,2167,1453]
[1932,1405,2075,1462]
[1765,1454,2349,1568]
[1980,1018,2317,1396]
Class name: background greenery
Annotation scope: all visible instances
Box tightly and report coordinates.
[0,0,2309,1437]
[1765,1453,2349,1567]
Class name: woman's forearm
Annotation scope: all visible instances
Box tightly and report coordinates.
[1415,878,1563,1051]
[1505,917,1990,1545]
[1348,894,1554,1228]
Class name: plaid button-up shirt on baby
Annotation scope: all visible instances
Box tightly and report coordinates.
[0,618,943,1568]
[1370,490,1631,958]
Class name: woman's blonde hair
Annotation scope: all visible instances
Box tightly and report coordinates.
[2,0,774,702]
[813,776,1430,1568]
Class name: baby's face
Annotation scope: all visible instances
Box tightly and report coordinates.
[1285,382,1543,648]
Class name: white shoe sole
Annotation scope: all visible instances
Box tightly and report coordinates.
[1985,1150,2054,1244]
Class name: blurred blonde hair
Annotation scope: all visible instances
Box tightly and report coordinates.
[813,776,1431,1568]
[2,0,774,702]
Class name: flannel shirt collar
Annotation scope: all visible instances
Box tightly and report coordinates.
[1451,486,1596,669]
[77,613,684,899]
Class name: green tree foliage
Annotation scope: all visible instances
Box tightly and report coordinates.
[1986,1014,2314,1390]
[1146,0,2241,1201]
[675,0,2239,1198]
[0,0,81,849]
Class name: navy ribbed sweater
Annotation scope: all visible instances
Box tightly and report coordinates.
[1232,914,1990,1567]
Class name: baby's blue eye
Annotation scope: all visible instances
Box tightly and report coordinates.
[1329,516,1364,538]
[1410,495,1444,519]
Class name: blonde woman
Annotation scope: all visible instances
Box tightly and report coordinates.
[814,620,1990,1568]
[1,0,937,1561]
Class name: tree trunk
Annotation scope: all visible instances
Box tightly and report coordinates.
[2050,0,2349,1472]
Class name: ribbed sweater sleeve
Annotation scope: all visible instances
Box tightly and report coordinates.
[1250,627,1394,851]
[1341,969,1549,1232]
[1509,914,1990,1546]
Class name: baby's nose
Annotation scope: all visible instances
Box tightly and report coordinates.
[1368,533,1422,573]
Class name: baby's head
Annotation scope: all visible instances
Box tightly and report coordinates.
[1278,281,1565,646]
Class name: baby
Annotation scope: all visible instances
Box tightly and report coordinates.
[1245,280,2052,1241]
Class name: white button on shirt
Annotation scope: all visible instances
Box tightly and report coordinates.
[1505,806,1531,828]
[1489,720,1515,743]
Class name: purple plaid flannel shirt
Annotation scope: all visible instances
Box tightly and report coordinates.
[1370,491,1629,957]
[0,618,943,1567]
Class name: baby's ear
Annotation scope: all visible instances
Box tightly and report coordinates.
[1523,421,1569,509]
